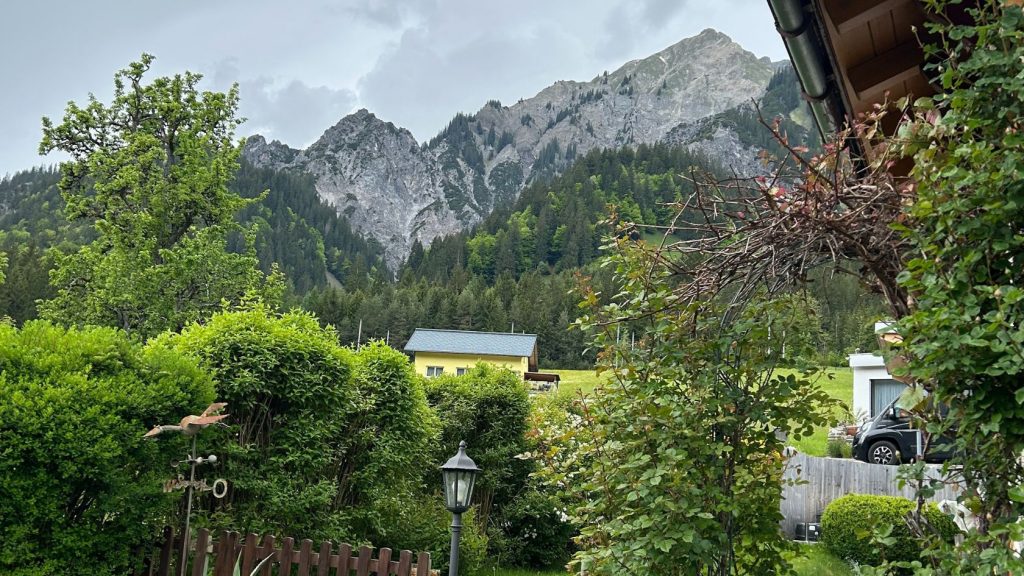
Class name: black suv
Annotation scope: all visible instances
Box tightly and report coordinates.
[852,399,953,465]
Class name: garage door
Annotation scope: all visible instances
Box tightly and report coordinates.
[871,379,906,418]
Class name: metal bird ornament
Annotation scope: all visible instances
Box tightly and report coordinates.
[143,403,229,438]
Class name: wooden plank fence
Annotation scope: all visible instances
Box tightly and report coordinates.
[133,526,433,576]
[780,452,961,537]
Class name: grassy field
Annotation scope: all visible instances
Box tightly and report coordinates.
[484,545,852,575]
[780,367,853,456]
[545,367,853,457]
[548,369,608,396]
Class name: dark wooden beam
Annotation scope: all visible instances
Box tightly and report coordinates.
[825,0,911,33]
[847,40,922,99]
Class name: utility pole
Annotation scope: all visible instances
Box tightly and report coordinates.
[357,319,363,350]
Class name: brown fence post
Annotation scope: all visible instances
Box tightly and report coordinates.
[157,526,175,576]
[214,531,238,576]
[190,529,211,576]
[316,540,332,576]
[296,539,313,575]
[338,543,353,575]
[355,545,372,576]
[376,548,392,575]
[414,552,430,576]
[255,535,276,576]
[279,537,295,576]
[396,550,412,576]
[235,532,255,576]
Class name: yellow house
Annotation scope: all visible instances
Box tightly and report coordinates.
[404,328,538,378]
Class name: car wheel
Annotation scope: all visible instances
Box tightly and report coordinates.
[869,440,901,465]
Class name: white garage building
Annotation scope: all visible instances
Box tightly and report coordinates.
[849,323,906,422]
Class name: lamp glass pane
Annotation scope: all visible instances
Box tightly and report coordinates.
[443,470,458,508]
[462,471,476,506]
[455,471,470,507]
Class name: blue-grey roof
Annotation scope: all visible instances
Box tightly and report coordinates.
[404,329,537,358]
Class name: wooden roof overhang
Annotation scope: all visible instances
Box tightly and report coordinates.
[767,0,942,165]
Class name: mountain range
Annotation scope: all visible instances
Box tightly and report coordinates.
[243,29,811,269]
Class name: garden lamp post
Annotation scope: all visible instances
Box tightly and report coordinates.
[441,441,479,576]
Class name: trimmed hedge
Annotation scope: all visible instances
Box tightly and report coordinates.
[821,494,959,567]
[0,321,214,575]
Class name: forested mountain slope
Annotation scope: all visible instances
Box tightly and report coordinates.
[0,163,390,323]
[244,29,802,268]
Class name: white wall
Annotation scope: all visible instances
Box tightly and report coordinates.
[848,353,890,422]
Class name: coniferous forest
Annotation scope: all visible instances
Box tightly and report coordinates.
[1,139,884,368]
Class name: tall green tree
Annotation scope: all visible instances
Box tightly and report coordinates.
[38,54,280,337]
[884,2,1024,572]
[545,238,835,575]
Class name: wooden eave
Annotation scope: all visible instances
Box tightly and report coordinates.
[812,0,934,162]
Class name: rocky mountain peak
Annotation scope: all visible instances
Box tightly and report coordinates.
[243,135,298,168]
[243,29,788,270]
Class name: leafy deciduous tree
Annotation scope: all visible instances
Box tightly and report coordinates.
[548,239,836,574]
[38,54,281,337]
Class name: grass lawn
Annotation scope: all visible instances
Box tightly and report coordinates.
[547,369,608,397]
[545,367,853,457]
[483,546,851,575]
[790,544,855,575]
[781,367,853,456]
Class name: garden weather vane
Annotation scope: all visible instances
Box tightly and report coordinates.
[144,402,230,437]
[144,402,230,576]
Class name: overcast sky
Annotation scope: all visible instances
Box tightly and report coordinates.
[0,0,787,176]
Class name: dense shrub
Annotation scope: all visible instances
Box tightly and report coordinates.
[826,438,852,459]
[378,494,488,576]
[485,390,577,570]
[821,494,959,567]
[425,363,531,529]
[487,483,574,570]
[347,342,440,541]
[0,321,214,576]
[156,309,440,547]
[424,364,575,571]
[156,306,358,540]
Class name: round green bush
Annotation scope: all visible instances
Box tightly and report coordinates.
[821,494,959,567]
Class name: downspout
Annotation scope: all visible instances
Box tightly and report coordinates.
[767,0,834,139]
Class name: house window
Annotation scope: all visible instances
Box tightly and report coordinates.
[871,378,906,418]
[456,367,468,376]
[426,366,444,377]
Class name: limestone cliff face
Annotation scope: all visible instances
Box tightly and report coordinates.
[244,29,783,269]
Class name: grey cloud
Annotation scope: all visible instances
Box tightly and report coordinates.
[598,0,694,59]
[0,0,786,175]
[344,0,431,28]
[211,61,357,148]
[358,22,587,141]
[641,0,690,28]
[597,5,637,59]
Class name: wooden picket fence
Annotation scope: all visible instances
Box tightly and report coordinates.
[780,452,960,537]
[134,526,433,576]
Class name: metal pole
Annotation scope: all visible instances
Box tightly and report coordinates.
[448,512,462,576]
[179,435,197,576]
